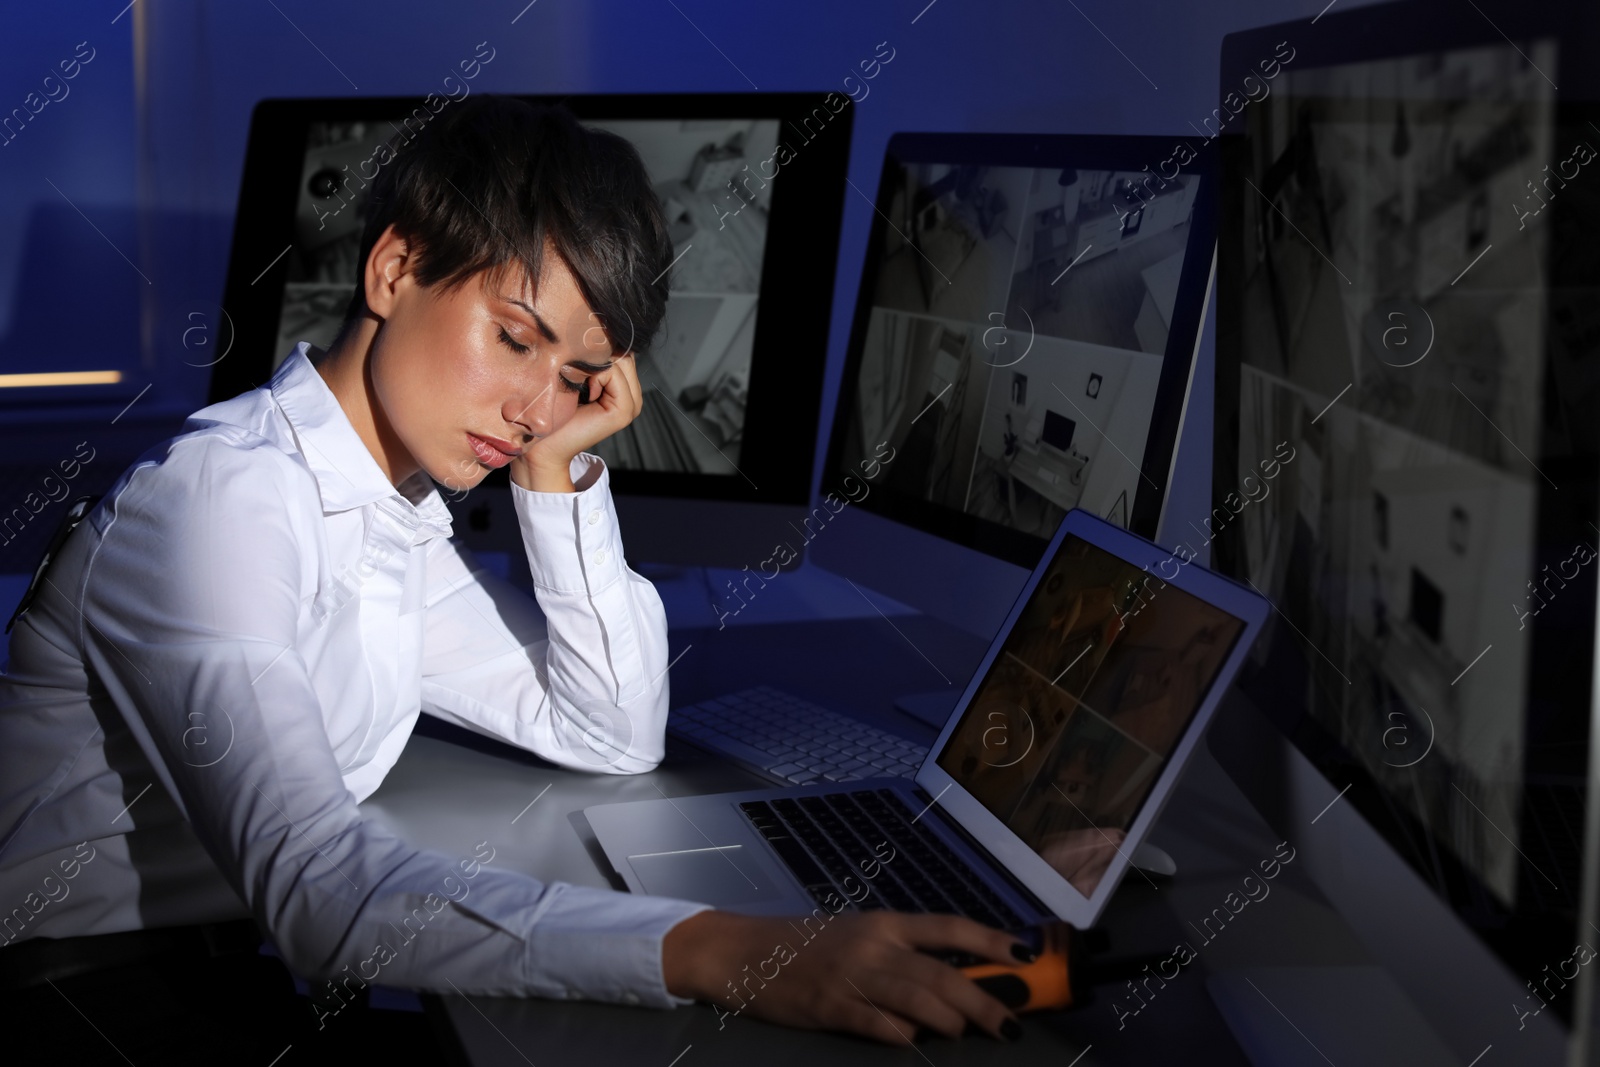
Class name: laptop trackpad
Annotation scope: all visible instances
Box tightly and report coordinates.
[627,846,785,907]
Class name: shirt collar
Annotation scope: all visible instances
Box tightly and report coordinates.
[270,343,455,541]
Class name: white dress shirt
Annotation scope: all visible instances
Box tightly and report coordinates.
[0,342,711,1008]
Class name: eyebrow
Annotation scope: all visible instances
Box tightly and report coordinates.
[502,297,559,344]
[501,294,620,367]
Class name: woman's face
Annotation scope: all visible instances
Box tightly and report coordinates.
[364,231,620,492]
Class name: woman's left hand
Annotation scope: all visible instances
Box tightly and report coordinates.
[511,353,644,492]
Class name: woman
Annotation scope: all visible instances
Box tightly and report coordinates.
[0,97,1027,1060]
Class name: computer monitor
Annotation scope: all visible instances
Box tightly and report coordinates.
[1210,1,1600,1061]
[1040,409,1076,453]
[213,93,852,568]
[811,132,1218,646]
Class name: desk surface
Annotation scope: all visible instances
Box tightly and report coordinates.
[364,610,1376,1065]
[1009,443,1084,513]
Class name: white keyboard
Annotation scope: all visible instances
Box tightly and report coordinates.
[669,686,928,786]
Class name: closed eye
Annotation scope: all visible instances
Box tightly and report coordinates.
[497,326,530,354]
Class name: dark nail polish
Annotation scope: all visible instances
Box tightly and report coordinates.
[1001,1017,1023,1041]
[1011,942,1038,963]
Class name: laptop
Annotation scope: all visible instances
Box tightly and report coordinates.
[586,507,1269,929]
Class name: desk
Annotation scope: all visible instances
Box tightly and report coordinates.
[1008,441,1086,512]
[362,612,1378,1065]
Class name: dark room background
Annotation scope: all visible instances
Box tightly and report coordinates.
[0,0,1387,580]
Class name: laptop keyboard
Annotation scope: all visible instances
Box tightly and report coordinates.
[670,686,928,785]
[739,788,1027,931]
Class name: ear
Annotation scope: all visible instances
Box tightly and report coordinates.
[362,224,415,319]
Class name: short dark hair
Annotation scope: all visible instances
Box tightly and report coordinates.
[342,96,672,355]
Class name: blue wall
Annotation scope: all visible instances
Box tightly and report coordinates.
[0,0,1386,561]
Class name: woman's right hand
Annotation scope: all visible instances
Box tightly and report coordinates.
[661,908,1032,1045]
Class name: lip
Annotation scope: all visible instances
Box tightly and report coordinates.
[467,432,521,468]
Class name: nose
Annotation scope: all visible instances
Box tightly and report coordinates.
[505,355,563,440]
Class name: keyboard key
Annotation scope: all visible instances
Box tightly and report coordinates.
[750,789,1035,925]
[809,885,842,908]
[852,790,1030,924]
[873,874,920,911]
[673,687,927,794]
[769,763,805,778]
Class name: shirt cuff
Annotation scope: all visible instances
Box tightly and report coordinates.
[510,453,629,596]
[514,883,715,1008]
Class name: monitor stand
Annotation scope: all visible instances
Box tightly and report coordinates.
[893,688,1179,879]
[1206,967,1458,1066]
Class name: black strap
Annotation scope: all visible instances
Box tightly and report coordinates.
[5,494,101,635]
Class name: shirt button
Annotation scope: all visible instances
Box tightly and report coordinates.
[622,991,640,1005]
[593,548,607,566]
[587,509,602,526]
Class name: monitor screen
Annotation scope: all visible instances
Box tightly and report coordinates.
[1040,409,1076,453]
[1215,24,1599,1015]
[277,116,782,477]
[276,115,787,476]
[821,134,1217,569]
[215,94,852,513]
[936,531,1246,898]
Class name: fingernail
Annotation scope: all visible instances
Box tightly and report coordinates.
[1011,942,1038,963]
[1001,1017,1023,1041]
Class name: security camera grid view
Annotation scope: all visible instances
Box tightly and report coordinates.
[275,116,781,476]
[1223,39,1570,909]
[834,158,1202,540]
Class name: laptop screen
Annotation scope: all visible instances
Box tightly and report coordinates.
[935,531,1247,897]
